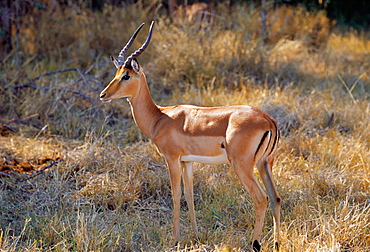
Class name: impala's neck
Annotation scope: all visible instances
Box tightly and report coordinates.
[127,73,162,138]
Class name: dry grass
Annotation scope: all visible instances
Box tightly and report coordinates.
[0,2,369,251]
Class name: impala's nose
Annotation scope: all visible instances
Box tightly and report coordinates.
[100,93,112,103]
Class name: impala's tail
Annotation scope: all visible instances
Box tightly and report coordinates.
[256,126,281,250]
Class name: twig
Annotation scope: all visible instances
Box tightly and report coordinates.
[75,68,88,86]
[21,159,61,182]
[326,113,334,129]
[35,125,48,138]
[3,67,101,112]
[12,82,40,90]
[58,58,81,69]
[337,73,357,104]
[3,116,42,130]
[12,81,96,106]
[350,72,365,93]
[1,67,100,94]
[0,171,12,177]
[30,68,84,82]
[63,89,96,104]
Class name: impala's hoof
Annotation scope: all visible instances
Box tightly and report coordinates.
[171,239,179,248]
[252,240,261,252]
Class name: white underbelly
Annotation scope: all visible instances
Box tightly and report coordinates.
[180,149,229,165]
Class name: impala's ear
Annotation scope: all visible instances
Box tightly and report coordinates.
[131,59,140,73]
[111,56,119,69]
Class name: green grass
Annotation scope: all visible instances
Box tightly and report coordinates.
[0,2,369,251]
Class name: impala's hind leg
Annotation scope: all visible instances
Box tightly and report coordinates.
[257,157,281,250]
[231,158,268,252]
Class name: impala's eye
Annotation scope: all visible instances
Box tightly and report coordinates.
[121,74,130,81]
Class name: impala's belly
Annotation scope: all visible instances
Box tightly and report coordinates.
[180,148,228,165]
[154,134,229,164]
[179,136,228,165]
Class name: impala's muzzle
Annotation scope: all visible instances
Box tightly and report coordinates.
[99,93,112,103]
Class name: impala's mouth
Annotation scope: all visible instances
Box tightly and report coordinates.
[100,94,112,102]
[100,93,112,103]
[100,98,112,103]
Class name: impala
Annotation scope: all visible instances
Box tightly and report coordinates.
[170,2,215,31]
[100,22,281,251]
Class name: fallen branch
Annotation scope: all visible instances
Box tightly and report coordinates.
[1,114,42,130]
[12,81,96,106]
[1,67,104,99]
[21,158,61,182]
[30,68,84,82]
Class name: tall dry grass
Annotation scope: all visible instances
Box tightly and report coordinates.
[0,2,369,251]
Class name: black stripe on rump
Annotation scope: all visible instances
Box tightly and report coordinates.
[254,130,270,160]
[268,128,279,156]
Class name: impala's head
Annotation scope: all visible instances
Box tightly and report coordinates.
[100,21,154,102]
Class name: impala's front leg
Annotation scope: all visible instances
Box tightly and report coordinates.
[181,161,199,239]
[166,157,182,245]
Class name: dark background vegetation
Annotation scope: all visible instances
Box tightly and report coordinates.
[1,0,370,60]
